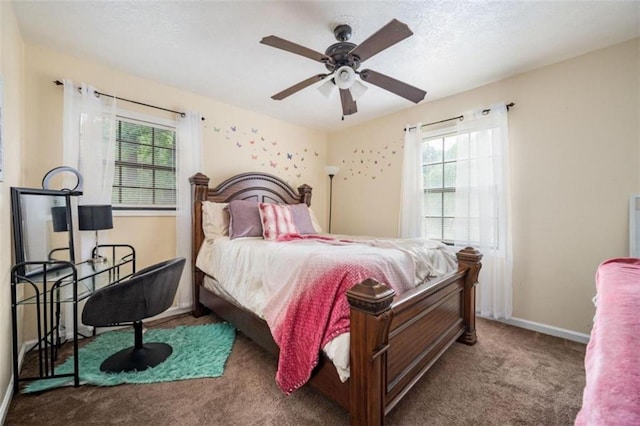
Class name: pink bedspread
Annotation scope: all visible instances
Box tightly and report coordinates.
[575,258,640,425]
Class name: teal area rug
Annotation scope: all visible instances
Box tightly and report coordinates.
[23,323,236,393]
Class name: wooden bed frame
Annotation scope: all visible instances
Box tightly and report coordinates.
[190,172,482,425]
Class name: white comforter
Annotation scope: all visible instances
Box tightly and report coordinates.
[196,234,457,383]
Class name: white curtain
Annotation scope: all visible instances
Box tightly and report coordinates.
[62,79,116,261]
[175,112,203,309]
[453,104,512,319]
[399,123,423,238]
[61,80,116,337]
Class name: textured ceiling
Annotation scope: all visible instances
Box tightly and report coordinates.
[11,1,640,132]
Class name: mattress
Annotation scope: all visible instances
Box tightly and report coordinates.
[196,234,457,385]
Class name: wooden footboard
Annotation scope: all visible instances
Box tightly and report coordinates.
[346,247,482,425]
[189,172,482,425]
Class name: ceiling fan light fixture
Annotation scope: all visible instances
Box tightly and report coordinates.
[317,79,336,99]
[350,80,368,100]
[261,19,426,117]
[334,65,355,90]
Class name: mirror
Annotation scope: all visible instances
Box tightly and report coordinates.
[11,187,76,277]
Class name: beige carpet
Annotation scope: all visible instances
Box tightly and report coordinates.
[7,313,586,425]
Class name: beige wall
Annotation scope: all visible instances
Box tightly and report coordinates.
[0,0,25,408]
[328,38,640,335]
[23,44,329,274]
[0,39,328,403]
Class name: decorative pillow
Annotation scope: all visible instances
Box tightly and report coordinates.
[227,200,263,239]
[258,203,300,241]
[308,207,323,233]
[202,201,229,239]
[289,203,317,235]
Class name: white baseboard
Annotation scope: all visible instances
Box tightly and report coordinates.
[1,340,27,425]
[152,305,192,320]
[0,375,13,426]
[497,316,591,344]
[73,306,193,337]
[176,301,192,311]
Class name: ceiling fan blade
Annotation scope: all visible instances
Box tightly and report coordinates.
[349,19,413,63]
[339,89,357,115]
[360,69,426,103]
[271,74,329,100]
[261,35,332,64]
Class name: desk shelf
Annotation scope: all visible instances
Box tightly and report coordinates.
[11,244,135,392]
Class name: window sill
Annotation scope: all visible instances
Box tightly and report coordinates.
[113,210,176,218]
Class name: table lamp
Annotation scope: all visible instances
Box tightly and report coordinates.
[51,206,69,232]
[78,204,113,263]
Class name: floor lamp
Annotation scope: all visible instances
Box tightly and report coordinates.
[325,166,339,233]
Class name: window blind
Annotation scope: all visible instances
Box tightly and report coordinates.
[112,117,177,210]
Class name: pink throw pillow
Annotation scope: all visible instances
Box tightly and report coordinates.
[258,203,300,241]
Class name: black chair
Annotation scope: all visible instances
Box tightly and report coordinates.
[81,257,186,373]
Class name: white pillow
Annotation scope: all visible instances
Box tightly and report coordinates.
[308,207,323,233]
[202,201,229,239]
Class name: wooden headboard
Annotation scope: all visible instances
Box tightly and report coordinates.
[189,172,313,315]
[190,172,312,206]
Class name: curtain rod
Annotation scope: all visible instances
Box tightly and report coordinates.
[53,80,206,121]
[404,102,515,131]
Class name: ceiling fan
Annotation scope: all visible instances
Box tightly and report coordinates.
[260,19,427,118]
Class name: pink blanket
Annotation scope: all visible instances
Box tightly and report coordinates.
[262,246,414,394]
[575,258,640,425]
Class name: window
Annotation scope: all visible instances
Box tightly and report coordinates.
[112,116,176,210]
[422,130,499,248]
[423,134,457,243]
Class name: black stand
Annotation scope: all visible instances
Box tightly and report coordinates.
[99,321,173,373]
[328,173,335,233]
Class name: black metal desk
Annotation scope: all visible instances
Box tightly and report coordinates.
[10,244,135,392]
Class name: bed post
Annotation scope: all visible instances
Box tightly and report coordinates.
[189,173,210,317]
[456,247,483,345]
[346,278,395,426]
[297,184,312,206]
